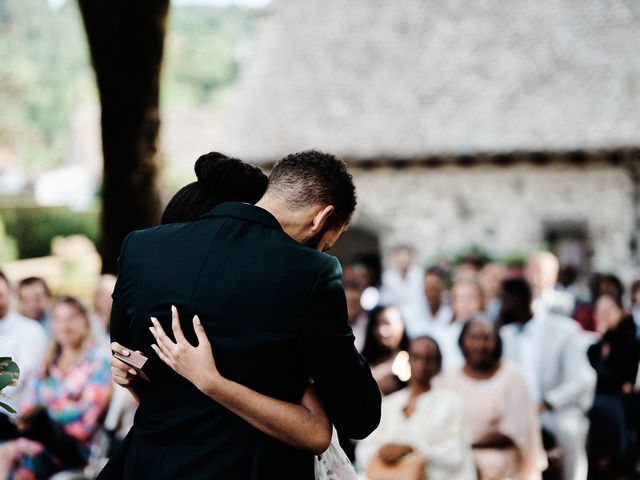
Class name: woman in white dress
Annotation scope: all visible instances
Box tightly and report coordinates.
[356,336,477,480]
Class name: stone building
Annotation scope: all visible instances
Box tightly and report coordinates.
[212,0,640,274]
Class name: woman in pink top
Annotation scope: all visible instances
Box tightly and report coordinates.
[438,319,547,480]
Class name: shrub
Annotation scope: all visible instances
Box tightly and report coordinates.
[0,206,99,259]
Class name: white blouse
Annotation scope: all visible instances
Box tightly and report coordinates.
[356,387,477,480]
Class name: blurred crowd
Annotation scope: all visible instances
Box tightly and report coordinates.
[0,244,639,479]
[0,273,135,480]
[346,246,640,480]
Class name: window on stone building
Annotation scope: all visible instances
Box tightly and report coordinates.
[543,220,592,272]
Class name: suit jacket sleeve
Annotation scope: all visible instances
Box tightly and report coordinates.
[109,232,135,347]
[299,256,381,440]
[544,329,595,410]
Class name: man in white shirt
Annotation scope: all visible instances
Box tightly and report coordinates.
[380,245,426,337]
[527,251,575,318]
[499,278,595,480]
[0,271,48,411]
[423,268,453,327]
[17,276,52,334]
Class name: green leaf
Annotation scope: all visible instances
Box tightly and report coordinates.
[0,401,17,414]
[0,375,13,390]
[0,357,20,387]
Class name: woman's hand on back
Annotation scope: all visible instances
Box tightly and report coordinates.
[150,306,222,394]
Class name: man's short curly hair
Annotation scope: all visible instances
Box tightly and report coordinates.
[267,150,357,229]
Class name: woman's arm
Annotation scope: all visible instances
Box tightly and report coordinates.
[149,307,332,454]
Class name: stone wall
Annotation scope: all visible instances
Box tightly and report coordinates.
[347,161,634,274]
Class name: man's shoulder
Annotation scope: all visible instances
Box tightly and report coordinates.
[7,312,46,338]
[126,221,196,243]
[122,220,224,257]
[538,312,580,334]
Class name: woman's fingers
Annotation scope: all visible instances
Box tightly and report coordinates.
[110,354,138,376]
[151,344,172,367]
[111,365,133,386]
[150,317,178,354]
[192,315,211,350]
[111,342,131,357]
[171,305,188,344]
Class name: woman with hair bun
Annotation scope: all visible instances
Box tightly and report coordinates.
[119,153,358,479]
[161,152,268,224]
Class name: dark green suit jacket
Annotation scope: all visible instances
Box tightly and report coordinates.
[99,202,381,479]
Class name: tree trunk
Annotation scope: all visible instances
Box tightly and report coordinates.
[77,0,170,273]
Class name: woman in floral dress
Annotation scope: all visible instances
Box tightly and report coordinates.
[0,296,112,479]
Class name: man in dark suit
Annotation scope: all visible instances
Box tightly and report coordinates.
[100,151,381,479]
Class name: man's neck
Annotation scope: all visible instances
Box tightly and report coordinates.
[255,196,305,241]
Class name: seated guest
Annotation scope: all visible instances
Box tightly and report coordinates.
[357,337,477,480]
[439,319,546,480]
[380,245,426,337]
[362,305,410,395]
[91,274,117,350]
[434,279,486,370]
[587,293,640,478]
[526,251,575,318]
[0,271,48,408]
[342,261,370,353]
[574,273,625,333]
[478,262,505,325]
[0,296,112,479]
[500,278,595,480]
[422,267,453,328]
[18,277,52,334]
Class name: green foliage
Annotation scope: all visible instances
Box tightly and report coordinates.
[0,206,98,259]
[500,251,529,268]
[0,357,19,413]
[0,216,18,262]
[0,2,256,170]
[163,6,256,106]
[0,0,90,169]
[451,245,494,267]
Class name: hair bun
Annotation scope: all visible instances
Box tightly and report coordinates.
[194,152,268,204]
[195,152,234,188]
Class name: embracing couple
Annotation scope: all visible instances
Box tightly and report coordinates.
[99,150,382,479]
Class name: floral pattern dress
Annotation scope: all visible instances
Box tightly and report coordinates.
[9,346,112,480]
[314,427,359,480]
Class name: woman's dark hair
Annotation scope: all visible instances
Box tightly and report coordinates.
[361,305,410,365]
[161,152,268,224]
[597,291,625,311]
[597,273,624,306]
[501,277,533,309]
[410,335,443,369]
[458,318,503,362]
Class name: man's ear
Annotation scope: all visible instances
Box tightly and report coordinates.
[311,205,335,233]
